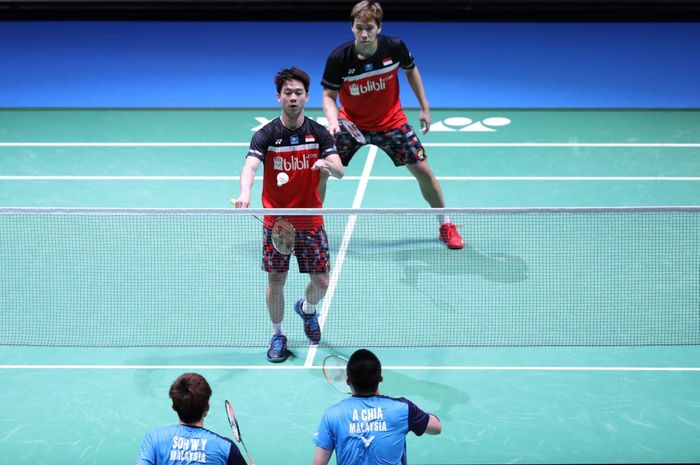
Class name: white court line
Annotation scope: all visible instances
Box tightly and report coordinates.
[1,142,700,148]
[0,176,247,181]
[3,176,700,181]
[1,364,699,371]
[303,146,378,368]
[0,142,249,147]
[424,143,700,148]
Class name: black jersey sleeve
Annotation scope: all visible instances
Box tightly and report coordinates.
[247,124,273,161]
[315,124,338,159]
[321,42,352,91]
[395,38,416,70]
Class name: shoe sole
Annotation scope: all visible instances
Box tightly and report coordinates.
[267,349,291,363]
[440,238,465,249]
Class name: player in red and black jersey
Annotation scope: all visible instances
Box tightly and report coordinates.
[235,67,344,363]
[321,0,464,250]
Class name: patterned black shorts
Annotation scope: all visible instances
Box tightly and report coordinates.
[334,120,427,167]
[261,224,330,273]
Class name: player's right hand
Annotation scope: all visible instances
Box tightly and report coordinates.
[329,122,341,136]
[230,196,250,208]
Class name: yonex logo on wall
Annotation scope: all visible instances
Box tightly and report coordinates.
[430,117,511,132]
[252,116,511,132]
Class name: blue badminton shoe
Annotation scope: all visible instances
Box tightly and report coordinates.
[294,298,321,344]
[267,333,289,363]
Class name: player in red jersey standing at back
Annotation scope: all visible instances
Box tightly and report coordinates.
[320,0,464,249]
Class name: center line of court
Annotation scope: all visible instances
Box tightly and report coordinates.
[303,146,378,367]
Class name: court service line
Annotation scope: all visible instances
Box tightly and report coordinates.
[303,146,378,368]
[1,364,699,372]
[0,142,250,147]
[3,176,700,181]
[424,143,700,148]
[1,142,699,148]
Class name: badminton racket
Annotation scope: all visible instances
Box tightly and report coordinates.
[229,198,296,255]
[322,354,350,394]
[225,400,255,465]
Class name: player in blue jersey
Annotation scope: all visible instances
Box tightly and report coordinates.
[312,349,442,465]
[136,373,247,465]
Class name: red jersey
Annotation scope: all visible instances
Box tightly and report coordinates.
[247,116,337,230]
[322,35,415,131]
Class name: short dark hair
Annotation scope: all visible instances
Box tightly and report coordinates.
[274,67,311,94]
[169,373,212,424]
[347,349,382,394]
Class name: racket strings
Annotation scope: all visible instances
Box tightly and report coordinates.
[323,355,350,394]
[271,218,296,255]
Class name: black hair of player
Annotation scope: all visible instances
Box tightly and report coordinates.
[274,67,311,94]
[347,348,382,395]
[169,372,212,424]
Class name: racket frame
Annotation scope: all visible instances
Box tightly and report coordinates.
[338,118,366,145]
[322,354,351,394]
[269,216,296,255]
[225,400,255,465]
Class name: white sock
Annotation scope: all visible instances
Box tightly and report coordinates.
[272,323,285,335]
[440,215,451,225]
[302,300,317,315]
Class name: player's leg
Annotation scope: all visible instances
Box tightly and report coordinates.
[266,271,290,362]
[294,225,330,344]
[405,160,445,208]
[305,272,330,306]
[262,226,292,362]
[266,271,288,328]
[379,123,465,249]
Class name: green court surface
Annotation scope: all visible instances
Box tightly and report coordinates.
[1,109,700,465]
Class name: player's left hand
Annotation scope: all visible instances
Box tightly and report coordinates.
[419,111,431,135]
[312,159,332,176]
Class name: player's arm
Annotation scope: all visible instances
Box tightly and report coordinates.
[235,156,261,208]
[311,446,333,465]
[425,414,442,435]
[404,65,431,134]
[312,153,344,179]
[322,88,341,136]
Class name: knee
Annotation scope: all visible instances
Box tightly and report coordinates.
[409,162,435,182]
[268,272,287,290]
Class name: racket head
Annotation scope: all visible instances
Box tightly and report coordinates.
[271,216,296,255]
[224,400,242,442]
[322,354,351,394]
[338,118,366,145]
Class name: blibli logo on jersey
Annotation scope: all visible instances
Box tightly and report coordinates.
[273,155,311,171]
[349,77,388,96]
